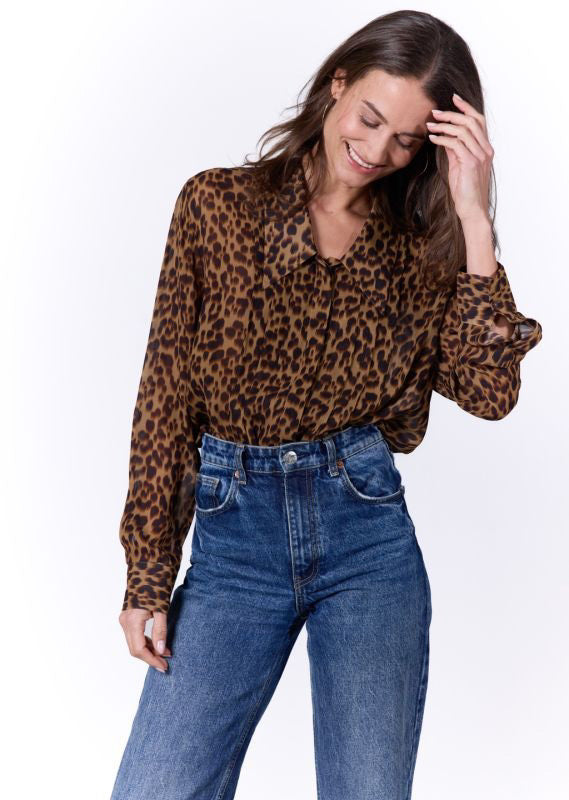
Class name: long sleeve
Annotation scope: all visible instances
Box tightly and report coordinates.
[433,261,543,419]
[119,178,204,613]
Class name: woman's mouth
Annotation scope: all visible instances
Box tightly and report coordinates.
[345,141,381,172]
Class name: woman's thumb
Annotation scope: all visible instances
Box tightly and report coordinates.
[152,612,169,655]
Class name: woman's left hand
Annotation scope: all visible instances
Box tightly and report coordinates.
[426,93,494,226]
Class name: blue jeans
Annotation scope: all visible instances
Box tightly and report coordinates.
[111,422,432,800]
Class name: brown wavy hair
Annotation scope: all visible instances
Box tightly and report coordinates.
[240,9,499,291]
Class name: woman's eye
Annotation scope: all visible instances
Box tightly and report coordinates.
[358,115,414,150]
[359,114,377,129]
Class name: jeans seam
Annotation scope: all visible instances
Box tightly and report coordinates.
[338,466,405,505]
[404,558,431,800]
[194,475,239,517]
[294,469,320,588]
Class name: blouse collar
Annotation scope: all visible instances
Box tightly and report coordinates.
[259,159,399,310]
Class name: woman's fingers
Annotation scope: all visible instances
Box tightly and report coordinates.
[427,121,488,160]
[450,93,487,129]
[431,96,493,157]
[119,607,170,672]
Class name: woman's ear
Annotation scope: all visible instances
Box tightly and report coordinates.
[331,67,347,96]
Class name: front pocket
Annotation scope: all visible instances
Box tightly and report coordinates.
[337,441,404,504]
[195,464,239,516]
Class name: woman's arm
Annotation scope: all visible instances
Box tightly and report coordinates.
[118,177,204,614]
[433,259,542,418]
[426,93,542,416]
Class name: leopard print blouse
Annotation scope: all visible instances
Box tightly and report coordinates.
[119,161,543,613]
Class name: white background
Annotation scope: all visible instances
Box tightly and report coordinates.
[3,2,566,798]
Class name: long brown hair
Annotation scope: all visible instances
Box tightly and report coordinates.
[240,9,499,291]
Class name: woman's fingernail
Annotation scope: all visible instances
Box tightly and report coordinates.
[157,640,165,653]
[453,92,462,99]
[156,667,166,673]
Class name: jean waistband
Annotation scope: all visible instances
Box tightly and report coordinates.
[198,423,386,476]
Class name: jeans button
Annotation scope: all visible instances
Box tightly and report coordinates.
[283,450,297,464]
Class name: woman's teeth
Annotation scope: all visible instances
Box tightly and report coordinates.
[347,142,378,169]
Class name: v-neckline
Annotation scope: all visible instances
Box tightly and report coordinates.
[301,165,378,264]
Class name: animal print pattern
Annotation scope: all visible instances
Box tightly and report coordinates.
[119,162,542,612]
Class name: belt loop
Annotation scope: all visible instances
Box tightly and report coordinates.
[324,436,339,477]
[233,444,247,485]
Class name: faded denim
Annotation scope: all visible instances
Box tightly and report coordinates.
[110,422,432,800]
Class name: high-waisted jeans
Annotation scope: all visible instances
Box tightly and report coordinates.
[110,422,432,800]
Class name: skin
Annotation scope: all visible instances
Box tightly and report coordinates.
[119,605,171,672]
[304,67,514,337]
[304,67,433,219]
[303,67,433,259]
[119,67,515,674]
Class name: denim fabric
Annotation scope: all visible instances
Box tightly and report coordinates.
[110,422,432,800]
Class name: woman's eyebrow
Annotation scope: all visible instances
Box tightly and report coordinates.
[362,99,428,140]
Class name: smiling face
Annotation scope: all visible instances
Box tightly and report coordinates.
[323,67,434,188]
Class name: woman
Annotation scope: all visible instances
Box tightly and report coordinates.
[111,10,542,800]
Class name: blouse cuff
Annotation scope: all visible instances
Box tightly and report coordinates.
[456,261,542,359]
[122,559,179,614]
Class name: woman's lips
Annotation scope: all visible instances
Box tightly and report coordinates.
[345,141,381,172]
